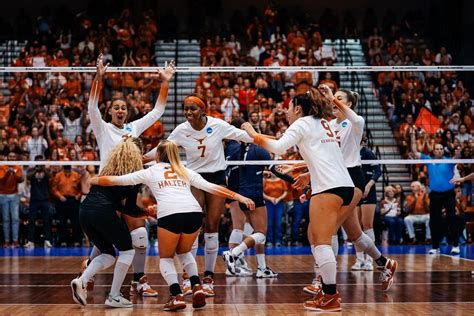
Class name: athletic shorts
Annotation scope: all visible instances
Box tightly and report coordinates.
[361,186,377,205]
[199,170,226,186]
[313,186,354,206]
[157,212,203,234]
[239,196,265,211]
[347,166,365,206]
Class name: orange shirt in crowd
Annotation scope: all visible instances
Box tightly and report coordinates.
[0,165,23,194]
[263,177,288,199]
[64,80,82,97]
[405,192,430,215]
[51,170,82,199]
[141,120,164,148]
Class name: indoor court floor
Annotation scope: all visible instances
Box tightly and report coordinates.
[0,245,473,315]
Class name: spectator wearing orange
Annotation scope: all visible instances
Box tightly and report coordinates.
[238,78,256,119]
[263,170,288,247]
[50,49,70,67]
[404,181,431,243]
[141,119,164,149]
[292,71,313,95]
[0,152,23,248]
[63,73,82,98]
[51,165,82,247]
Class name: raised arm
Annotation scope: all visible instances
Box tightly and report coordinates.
[132,60,176,135]
[88,54,109,136]
[241,122,301,155]
[189,169,255,210]
[410,128,421,158]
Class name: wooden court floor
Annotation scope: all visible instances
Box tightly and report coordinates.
[0,253,473,315]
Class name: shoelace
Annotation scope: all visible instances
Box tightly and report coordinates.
[141,282,151,290]
[380,267,392,282]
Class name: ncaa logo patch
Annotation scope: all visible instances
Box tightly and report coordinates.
[124,124,132,133]
[206,127,213,134]
[342,122,348,128]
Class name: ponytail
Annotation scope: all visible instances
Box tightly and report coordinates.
[156,140,189,182]
[339,89,359,110]
[306,87,333,118]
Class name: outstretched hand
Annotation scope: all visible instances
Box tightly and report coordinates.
[96,53,110,79]
[158,60,176,82]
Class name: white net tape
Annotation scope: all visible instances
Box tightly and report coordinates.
[1,65,474,73]
[1,159,473,166]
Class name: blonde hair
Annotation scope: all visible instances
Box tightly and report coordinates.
[155,140,189,182]
[100,138,143,176]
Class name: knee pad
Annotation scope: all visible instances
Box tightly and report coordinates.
[353,232,373,253]
[131,227,149,248]
[243,223,254,236]
[314,245,336,268]
[229,229,243,244]
[117,249,135,266]
[251,232,266,245]
[204,233,218,253]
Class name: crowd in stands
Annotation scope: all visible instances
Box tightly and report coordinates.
[0,4,472,248]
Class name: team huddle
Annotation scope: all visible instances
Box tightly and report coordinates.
[70,55,398,312]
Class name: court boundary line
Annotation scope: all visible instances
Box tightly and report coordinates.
[0,281,473,288]
[0,302,473,306]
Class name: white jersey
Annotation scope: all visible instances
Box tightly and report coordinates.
[260,116,354,194]
[88,81,165,172]
[329,113,365,168]
[107,162,231,219]
[145,116,253,173]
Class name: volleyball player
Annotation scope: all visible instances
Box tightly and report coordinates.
[223,117,278,278]
[241,89,357,312]
[91,140,255,311]
[82,54,175,296]
[144,94,254,296]
[323,85,397,286]
[225,135,253,277]
[295,86,397,293]
[71,138,153,308]
[353,136,381,270]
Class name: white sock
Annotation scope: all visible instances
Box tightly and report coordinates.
[256,254,266,269]
[204,233,219,275]
[80,254,115,286]
[331,235,339,256]
[311,245,320,278]
[110,249,135,297]
[314,245,337,285]
[356,251,365,262]
[160,258,178,286]
[191,236,199,258]
[132,246,147,275]
[353,233,381,260]
[231,242,248,257]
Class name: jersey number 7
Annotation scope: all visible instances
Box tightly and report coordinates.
[198,145,206,158]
